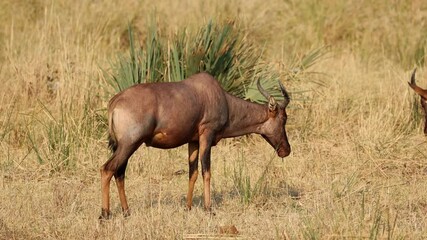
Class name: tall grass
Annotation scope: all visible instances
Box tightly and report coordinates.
[231,151,275,205]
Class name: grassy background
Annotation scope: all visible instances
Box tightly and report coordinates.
[1,0,427,239]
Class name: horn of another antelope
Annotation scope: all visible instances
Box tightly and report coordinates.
[408,68,427,99]
[279,81,290,108]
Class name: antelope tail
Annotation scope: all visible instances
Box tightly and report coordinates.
[108,110,118,152]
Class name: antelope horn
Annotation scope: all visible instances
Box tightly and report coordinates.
[408,68,427,99]
[410,68,417,85]
[257,79,271,100]
[279,81,290,108]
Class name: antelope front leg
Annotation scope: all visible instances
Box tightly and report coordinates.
[199,133,213,212]
[186,142,199,210]
[202,166,212,211]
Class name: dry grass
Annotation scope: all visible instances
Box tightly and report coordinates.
[1,0,427,239]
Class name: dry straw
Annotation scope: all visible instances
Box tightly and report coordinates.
[1,0,427,239]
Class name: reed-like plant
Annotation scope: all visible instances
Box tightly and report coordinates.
[104,20,326,103]
[104,25,165,92]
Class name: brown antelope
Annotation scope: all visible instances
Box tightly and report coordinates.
[408,68,427,135]
[100,72,291,219]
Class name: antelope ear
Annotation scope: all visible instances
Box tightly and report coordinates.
[268,96,277,112]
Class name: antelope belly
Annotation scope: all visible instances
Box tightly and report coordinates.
[146,132,188,149]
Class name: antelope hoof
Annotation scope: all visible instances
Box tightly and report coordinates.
[99,209,111,221]
[123,208,131,218]
[204,207,216,216]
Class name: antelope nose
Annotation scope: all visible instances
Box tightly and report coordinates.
[278,148,290,158]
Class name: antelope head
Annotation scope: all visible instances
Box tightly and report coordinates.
[257,80,291,157]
